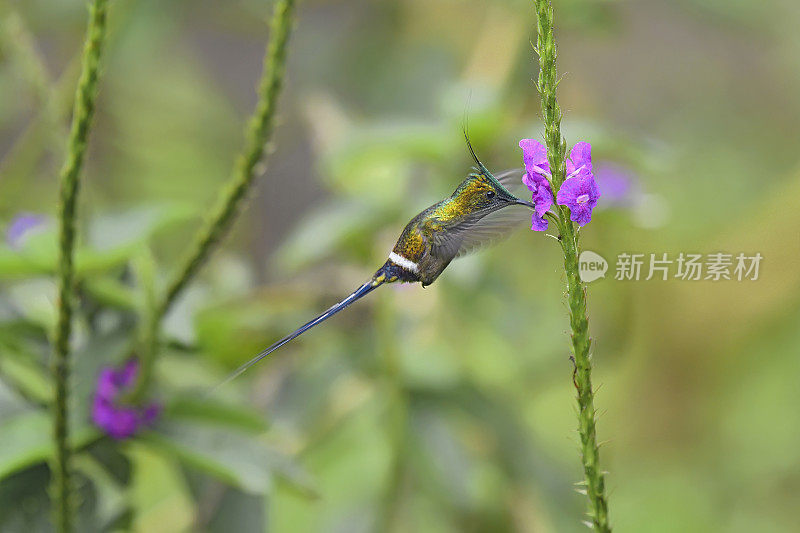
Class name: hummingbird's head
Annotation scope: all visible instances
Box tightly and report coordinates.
[452,133,536,213]
[453,171,527,215]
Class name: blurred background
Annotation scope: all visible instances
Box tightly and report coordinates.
[2,0,800,531]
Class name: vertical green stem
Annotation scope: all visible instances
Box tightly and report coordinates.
[52,1,109,531]
[134,0,297,396]
[533,1,611,530]
[157,0,296,320]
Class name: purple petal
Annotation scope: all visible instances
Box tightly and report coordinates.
[106,407,140,440]
[565,142,592,179]
[92,396,116,427]
[530,213,549,231]
[570,204,594,225]
[594,162,637,207]
[6,213,45,249]
[569,141,592,172]
[556,175,581,204]
[519,138,550,177]
[556,174,600,227]
[91,359,159,440]
[532,184,553,218]
[116,359,139,389]
[522,170,553,232]
[521,171,537,193]
[141,403,162,425]
[95,369,119,399]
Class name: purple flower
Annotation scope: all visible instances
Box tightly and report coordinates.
[556,174,601,226]
[519,139,554,231]
[522,171,553,231]
[91,359,161,440]
[519,138,551,177]
[594,162,638,208]
[565,141,593,178]
[519,139,601,228]
[6,213,46,249]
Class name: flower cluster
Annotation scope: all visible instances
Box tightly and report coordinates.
[92,359,160,439]
[519,139,600,231]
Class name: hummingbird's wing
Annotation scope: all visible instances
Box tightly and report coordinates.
[493,168,527,196]
[432,205,531,259]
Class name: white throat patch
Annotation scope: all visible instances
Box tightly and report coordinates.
[388,252,419,273]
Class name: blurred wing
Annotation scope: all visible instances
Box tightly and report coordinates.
[493,168,526,196]
[432,205,531,259]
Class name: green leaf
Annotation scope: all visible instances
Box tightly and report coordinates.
[0,411,50,480]
[126,443,194,532]
[0,409,98,481]
[0,464,52,532]
[0,231,131,280]
[73,453,129,528]
[86,437,133,485]
[0,462,111,532]
[0,381,48,479]
[83,277,138,311]
[86,203,196,251]
[0,203,196,280]
[202,487,266,533]
[325,121,452,203]
[143,420,317,497]
[142,421,272,494]
[179,466,267,532]
[273,199,392,272]
[0,347,52,403]
[166,394,268,433]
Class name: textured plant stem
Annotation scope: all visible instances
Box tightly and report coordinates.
[157,0,295,320]
[52,1,109,531]
[533,1,611,530]
[132,0,297,397]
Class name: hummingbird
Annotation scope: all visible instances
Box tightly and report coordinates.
[218,138,536,388]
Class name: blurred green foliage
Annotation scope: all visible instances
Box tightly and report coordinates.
[1,0,800,531]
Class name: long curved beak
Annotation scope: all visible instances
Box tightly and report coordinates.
[512,198,536,209]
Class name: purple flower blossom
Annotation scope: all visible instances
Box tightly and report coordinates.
[522,171,553,231]
[519,139,553,231]
[594,162,638,208]
[91,359,160,440]
[6,213,46,249]
[519,138,551,177]
[556,173,601,226]
[565,141,593,178]
[519,139,601,228]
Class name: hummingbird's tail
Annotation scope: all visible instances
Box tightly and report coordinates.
[213,278,384,392]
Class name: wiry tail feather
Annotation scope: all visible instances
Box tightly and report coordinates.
[212,280,381,393]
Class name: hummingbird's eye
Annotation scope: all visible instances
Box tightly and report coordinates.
[486,190,496,199]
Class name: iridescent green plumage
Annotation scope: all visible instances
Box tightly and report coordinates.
[216,141,535,388]
[386,165,533,286]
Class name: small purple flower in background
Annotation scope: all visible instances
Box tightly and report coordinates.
[519,139,601,229]
[593,162,638,208]
[6,213,46,249]
[92,359,160,439]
